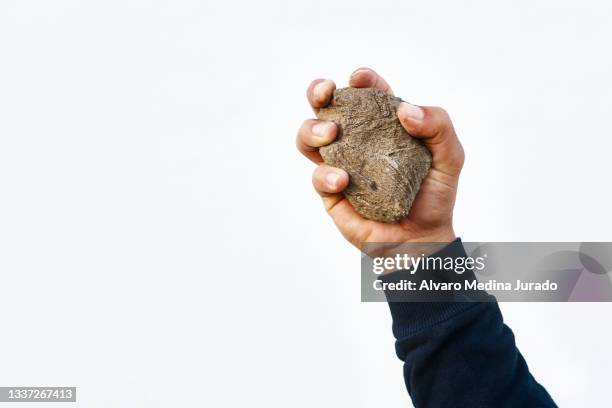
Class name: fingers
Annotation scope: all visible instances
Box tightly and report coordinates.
[302,70,390,162]
[312,164,349,196]
[397,102,465,177]
[308,69,392,112]
[311,164,351,230]
[349,67,394,95]
[296,119,338,163]
[312,165,369,243]
[306,79,336,113]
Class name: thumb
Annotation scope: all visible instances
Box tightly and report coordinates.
[397,102,465,177]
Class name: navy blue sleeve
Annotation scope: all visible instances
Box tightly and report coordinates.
[383,240,557,408]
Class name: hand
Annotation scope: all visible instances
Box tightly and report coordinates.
[297,68,464,251]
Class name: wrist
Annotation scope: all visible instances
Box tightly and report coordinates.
[422,228,456,244]
[363,228,457,265]
[403,226,456,245]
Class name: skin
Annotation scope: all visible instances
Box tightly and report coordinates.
[297,68,465,251]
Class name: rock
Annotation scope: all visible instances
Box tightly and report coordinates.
[316,87,432,223]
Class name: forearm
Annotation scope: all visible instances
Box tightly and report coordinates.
[384,241,557,407]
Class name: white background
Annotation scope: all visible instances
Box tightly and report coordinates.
[1,0,611,406]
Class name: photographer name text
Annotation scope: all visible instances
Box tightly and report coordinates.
[374,279,558,292]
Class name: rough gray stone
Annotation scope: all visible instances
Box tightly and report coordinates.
[316,87,432,223]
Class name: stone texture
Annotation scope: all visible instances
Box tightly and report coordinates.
[316,87,432,223]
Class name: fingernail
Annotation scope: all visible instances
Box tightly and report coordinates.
[313,80,331,102]
[350,68,368,79]
[326,171,340,188]
[399,102,424,121]
[312,122,331,139]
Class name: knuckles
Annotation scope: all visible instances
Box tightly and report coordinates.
[428,106,454,133]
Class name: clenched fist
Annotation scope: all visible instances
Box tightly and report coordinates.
[297,68,464,250]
